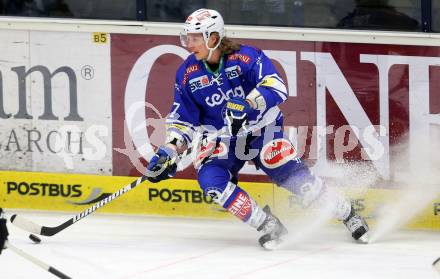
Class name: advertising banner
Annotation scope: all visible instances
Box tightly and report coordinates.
[0,27,439,230]
[111,34,440,181]
[0,170,273,219]
[2,170,439,230]
[0,30,112,174]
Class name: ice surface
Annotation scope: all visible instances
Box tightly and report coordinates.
[1,211,439,279]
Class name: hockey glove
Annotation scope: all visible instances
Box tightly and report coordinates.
[0,208,8,254]
[225,97,252,136]
[147,146,177,183]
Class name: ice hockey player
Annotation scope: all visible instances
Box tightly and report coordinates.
[146,8,369,249]
[0,208,9,254]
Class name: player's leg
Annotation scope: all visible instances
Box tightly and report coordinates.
[197,157,287,249]
[252,132,369,242]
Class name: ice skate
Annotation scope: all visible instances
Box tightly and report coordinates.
[257,205,288,250]
[343,206,369,243]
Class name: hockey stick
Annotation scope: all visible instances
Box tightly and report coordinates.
[10,128,227,236]
[433,257,440,273]
[10,173,152,236]
[5,241,72,279]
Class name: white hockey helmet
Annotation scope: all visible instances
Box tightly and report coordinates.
[180,9,225,59]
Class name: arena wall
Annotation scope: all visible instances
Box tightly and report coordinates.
[0,17,439,230]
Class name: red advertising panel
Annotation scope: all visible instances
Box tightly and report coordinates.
[111,34,440,182]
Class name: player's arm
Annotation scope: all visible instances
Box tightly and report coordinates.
[225,49,287,136]
[147,79,200,183]
[164,82,200,153]
[244,49,288,111]
[0,208,9,254]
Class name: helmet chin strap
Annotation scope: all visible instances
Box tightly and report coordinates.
[204,39,222,62]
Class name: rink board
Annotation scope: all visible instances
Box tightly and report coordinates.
[1,170,439,230]
[0,170,272,220]
[0,29,112,175]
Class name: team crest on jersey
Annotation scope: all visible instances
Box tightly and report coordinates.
[189,75,210,92]
[210,73,223,86]
[225,65,241,80]
[260,139,297,169]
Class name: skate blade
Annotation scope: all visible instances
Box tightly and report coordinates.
[357,233,370,244]
[261,239,282,250]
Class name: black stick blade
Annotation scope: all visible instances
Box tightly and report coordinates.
[433,257,440,273]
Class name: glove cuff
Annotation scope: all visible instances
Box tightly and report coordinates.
[158,146,178,158]
[246,88,267,111]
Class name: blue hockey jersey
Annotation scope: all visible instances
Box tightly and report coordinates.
[166,45,288,145]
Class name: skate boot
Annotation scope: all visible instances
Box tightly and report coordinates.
[343,206,369,243]
[257,205,288,250]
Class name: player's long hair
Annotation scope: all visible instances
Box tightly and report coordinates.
[212,33,241,54]
[220,37,241,54]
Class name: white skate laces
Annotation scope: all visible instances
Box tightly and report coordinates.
[343,208,369,243]
[257,206,288,250]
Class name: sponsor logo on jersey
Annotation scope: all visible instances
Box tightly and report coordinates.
[186,64,199,73]
[260,139,297,169]
[189,73,226,93]
[227,191,252,221]
[189,75,210,92]
[226,102,245,112]
[194,141,228,168]
[228,53,251,64]
[205,85,245,107]
[182,64,199,85]
[225,66,241,80]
